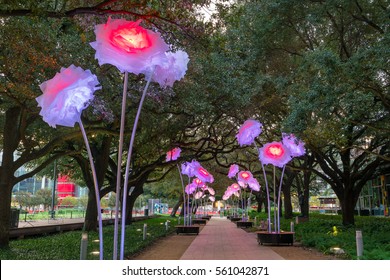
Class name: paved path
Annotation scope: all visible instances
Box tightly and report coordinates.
[180,216,284,260]
[18,217,86,228]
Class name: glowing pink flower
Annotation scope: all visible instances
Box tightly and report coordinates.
[185,183,196,195]
[282,133,306,158]
[166,147,181,162]
[192,178,203,186]
[207,187,215,196]
[36,65,100,128]
[146,50,189,88]
[194,191,203,199]
[248,178,261,192]
[181,161,195,177]
[228,164,239,178]
[236,119,262,146]
[222,194,230,201]
[186,160,214,183]
[230,183,241,193]
[259,141,291,168]
[237,171,254,185]
[209,196,215,202]
[90,18,169,74]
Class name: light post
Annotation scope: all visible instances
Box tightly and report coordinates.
[50,160,57,219]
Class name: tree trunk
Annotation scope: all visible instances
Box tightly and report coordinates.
[125,185,144,225]
[338,187,360,226]
[0,179,13,248]
[84,189,98,231]
[0,107,21,248]
[283,186,293,219]
[282,168,296,219]
[340,197,356,225]
[255,191,266,213]
[170,196,183,217]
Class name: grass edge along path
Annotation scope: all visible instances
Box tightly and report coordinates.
[0,215,179,260]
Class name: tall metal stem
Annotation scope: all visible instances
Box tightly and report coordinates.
[261,163,272,232]
[79,120,104,260]
[113,71,128,260]
[277,165,286,233]
[120,68,155,260]
[177,164,187,226]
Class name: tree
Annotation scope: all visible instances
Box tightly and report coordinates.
[60,196,78,208]
[209,0,390,225]
[275,0,389,225]
[36,188,54,211]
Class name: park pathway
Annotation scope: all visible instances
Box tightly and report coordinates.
[180,216,284,260]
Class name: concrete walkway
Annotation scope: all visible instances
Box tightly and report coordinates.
[180,216,284,260]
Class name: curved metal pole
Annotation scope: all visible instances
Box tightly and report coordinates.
[177,164,186,226]
[261,164,272,232]
[120,68,155,260]
[273,166,277,233]
[113,71,128,260]
[79,120,104,260]
[277,165,286,233]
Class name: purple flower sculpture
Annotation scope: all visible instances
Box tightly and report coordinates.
[258,141,292,168]
[228,164,239,178]
[166,147,181,162]
[90,18,169,74]
[236,119,263,146]
[282,133,306,158]
[36,65,100,128]
[147,50,190,88]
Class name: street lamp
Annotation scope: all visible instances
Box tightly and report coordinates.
[50,160,57,219]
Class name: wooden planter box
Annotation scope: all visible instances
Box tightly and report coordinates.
[230,217,242,222]
[236,221,253,228]
[192,219,207,225]
[256,232,294,245]
[175,225,200,235]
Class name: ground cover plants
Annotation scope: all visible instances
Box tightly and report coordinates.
[0,216,178,260]
[248,211,390,260]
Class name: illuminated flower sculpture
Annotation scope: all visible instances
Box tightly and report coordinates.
[237,170,254,186]
[191,161,214,184]
[282,133,306,158]
[234,119,306,234]
[90,18,190,260]
[228,164,239,178]
[36,65,104,259]
[180,160,214,225]
[36,65,100,128]
[90,18,169,74]
[166,147,181,162]
[226,168,260,218]
[258,141,292,168]
[148,50,190,88]
[236,119,262,146]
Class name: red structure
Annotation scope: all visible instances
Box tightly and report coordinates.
[57,175,76,199]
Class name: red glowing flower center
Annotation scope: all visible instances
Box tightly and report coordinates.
[194,178,202,184]
[241,172,250,179]
[110,25,151,53]
[266,144,285,158]
[199,168,209,177]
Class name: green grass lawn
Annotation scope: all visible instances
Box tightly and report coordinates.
[1,215,178,260]
[248,211,390,260]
